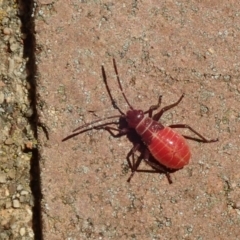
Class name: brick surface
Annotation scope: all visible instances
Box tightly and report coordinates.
[35,1,240,239]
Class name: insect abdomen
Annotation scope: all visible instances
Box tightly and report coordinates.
[136,117,191,169]
[148,127,191,169]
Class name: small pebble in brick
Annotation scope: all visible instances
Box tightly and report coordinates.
[12,199,21,208]
[0,173,7,183]
[19,227,26,236]
[3,27,12,35]
[20,190,29,196]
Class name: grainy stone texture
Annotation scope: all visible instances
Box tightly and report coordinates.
[35,1,240,239]
[0,0,36,239]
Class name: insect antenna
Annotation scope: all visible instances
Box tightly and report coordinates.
[62,119,120,142]
[113,58,134,110]
[72,114,121,132]
[102,65,125,115]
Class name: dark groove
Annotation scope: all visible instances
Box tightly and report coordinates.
[18,0,43,239]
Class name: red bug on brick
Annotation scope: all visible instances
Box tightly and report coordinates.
[63,59,218,183]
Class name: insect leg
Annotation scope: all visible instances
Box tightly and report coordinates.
[168,124,219,143]
[153,94,185,121]
[127,148,173,184]
[127,143,142,182]
[144,95,162,117]
[143,150,173,184]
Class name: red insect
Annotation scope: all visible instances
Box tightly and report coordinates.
[63,59,218,183]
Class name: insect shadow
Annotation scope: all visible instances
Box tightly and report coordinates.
[62,59,218,184]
